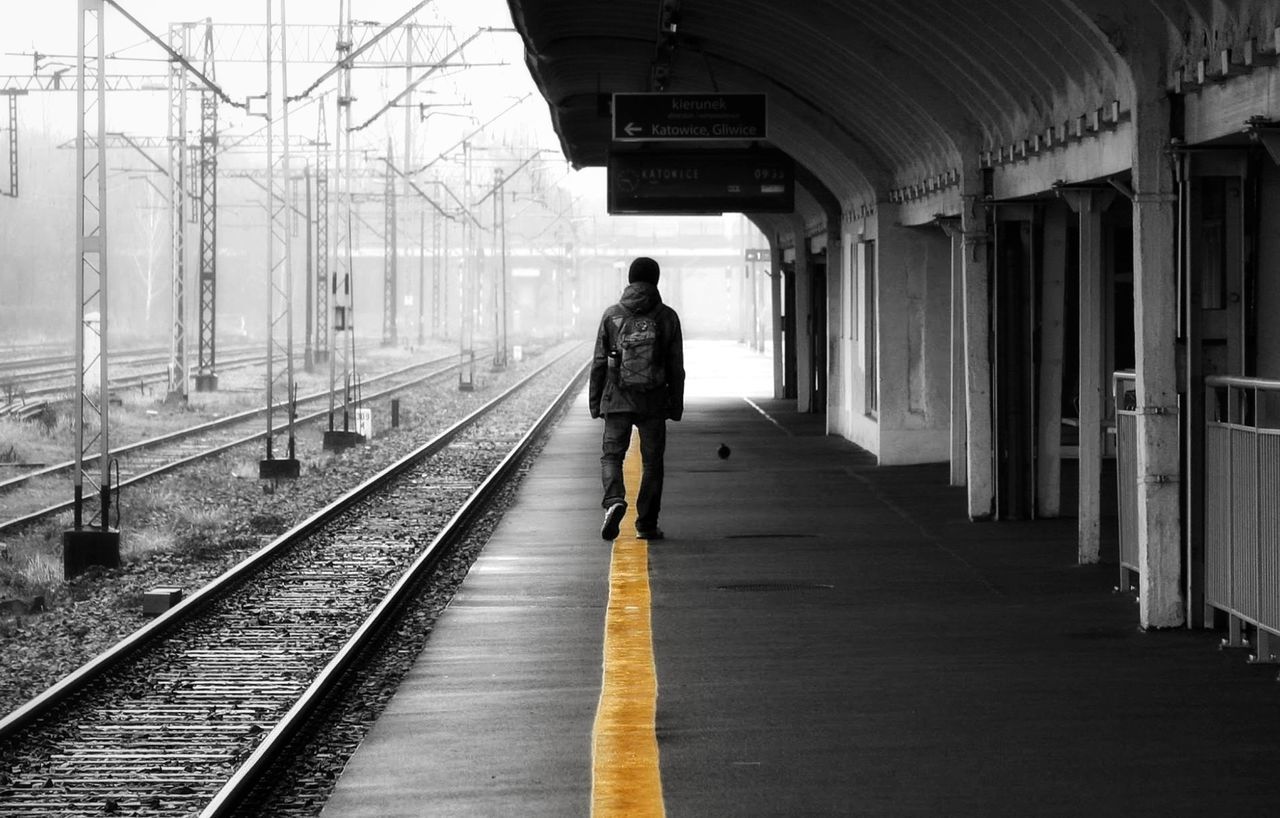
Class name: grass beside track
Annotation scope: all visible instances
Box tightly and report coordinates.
[0,340,463,599]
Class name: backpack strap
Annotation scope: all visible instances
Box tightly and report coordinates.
[610,314,625,355]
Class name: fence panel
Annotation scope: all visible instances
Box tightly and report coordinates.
[1259,434,1280,633]
[1230,428,1259,624]
[1205,424,1232,611]
[1114,372,1138,578]
[1204,376,1280,636]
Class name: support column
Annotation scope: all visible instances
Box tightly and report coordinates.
[1061,189,1115,561]
[1035,205,1068,518]
[875,206,910,460]
[960,172,995,519]
[771,240,785,399]
[791,217,814,412]
[825,222,843,430]
[1132,95,1184,628]
[938,217,967,486]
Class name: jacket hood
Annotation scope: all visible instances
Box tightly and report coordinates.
[619,281,662,314]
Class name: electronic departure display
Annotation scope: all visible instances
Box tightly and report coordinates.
[607,148,794,215]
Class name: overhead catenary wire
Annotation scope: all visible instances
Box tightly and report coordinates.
[349,28,485,133]
[101,0,245,109]
[287,0,436,103]
[410,92,530,175]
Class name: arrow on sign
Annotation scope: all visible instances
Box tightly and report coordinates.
[624,122,642,137]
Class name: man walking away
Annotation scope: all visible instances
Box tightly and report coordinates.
[589,256,685,541]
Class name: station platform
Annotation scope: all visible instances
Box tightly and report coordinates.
[321,340,1280,818]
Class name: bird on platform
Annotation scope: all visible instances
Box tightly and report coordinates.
[717,443,731,459]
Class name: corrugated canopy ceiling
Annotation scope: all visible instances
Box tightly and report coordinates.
[506,0,1155,206]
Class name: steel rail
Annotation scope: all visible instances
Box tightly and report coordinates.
[0,349,137,374]
[0,343,585,746]
[0,339,381,402]
[0,343,257,377]
[201,355,588,816]
[0,350,458,494]
[0,349,490,534]
[0,348,269,404]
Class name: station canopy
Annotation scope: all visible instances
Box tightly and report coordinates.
[504,0,1203,220]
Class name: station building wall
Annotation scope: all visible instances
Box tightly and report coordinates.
[829,207,952,465]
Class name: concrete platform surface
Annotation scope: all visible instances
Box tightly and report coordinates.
[321,340,1280,817]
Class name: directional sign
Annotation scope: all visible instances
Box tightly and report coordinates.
[612,93,767,142]
[607,149,793,215]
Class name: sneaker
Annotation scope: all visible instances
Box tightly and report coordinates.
[636,527,664,540]
[601,502,627,540]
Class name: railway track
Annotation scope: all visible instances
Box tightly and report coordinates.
[0,343,588,816]
[0,340,388,416]
[0,349,490,534]
[0,344,262,405]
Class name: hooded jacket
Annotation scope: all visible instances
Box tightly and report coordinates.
[589,281,685,420]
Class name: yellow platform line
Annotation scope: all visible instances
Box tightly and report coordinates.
[591,432,664,817]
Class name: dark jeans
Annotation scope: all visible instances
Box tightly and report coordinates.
[600,412,666,531]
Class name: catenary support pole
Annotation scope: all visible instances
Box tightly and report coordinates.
[166,23,189,403]
[314,102,330,365]
[195,19,219,392]
[64,0,120,577]
[383,139,398,347]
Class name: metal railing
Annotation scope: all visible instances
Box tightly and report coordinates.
[1113,370,1138,586]
[1204,375,1280,654]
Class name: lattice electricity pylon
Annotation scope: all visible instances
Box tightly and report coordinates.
[65,0,120,575]
[186,126,199,224]
[0,90,20,197]
[458,140,476,391]
[313,102,330,365]
[380,167,453,342]
[383,138,398,347]
[260,0,299,479]
[414,204,426,344]
[402,23,420,347]
[195,19,220,392]
[166,23,190,403]
[323,0,361,452]
[302,163,314,368]
[432,195,444,338]
[493,167,508,369]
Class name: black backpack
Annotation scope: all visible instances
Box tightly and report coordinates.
[613,308,664,390]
